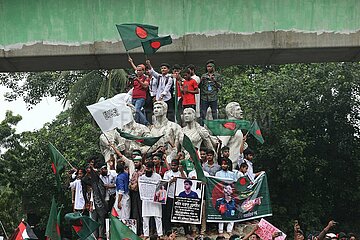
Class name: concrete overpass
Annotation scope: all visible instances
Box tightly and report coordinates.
[0,0,359,72]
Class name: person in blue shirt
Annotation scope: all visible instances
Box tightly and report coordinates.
[178,179,199,199]
[115,163,130,219]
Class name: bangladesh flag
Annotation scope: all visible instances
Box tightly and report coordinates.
[45,197,61,240]
[9,221,38,240]
[249,120,264,144]
[116,23,159,51]
[110,215,141,240]
[117,130,163,147]
[204,119,251,136]
[141,35,172,55]
[182,135,206,182]
[65,213,99,240]
[48,143,68,190]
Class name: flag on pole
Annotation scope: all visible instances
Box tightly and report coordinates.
[117,130,163,147]
[204,119,251,136]
[110,215,141,240]
[86,97,133,132]
[65,213,99,240]
[141,35,172,55]
[116,23,159,51]
[9,221,38,240]
[182,135,207,182]
[45,197,61,240]
[48,143,68,190]
[249,120,265,144]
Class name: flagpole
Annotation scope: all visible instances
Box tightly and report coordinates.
[0,220,8,239]
[245,120,256,138]
[50,142,76,169]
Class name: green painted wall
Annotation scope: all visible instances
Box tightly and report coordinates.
[0,0,359,46]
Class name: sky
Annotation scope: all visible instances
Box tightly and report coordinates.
[0,86,64,133]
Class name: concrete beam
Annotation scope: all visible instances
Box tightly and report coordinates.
[1,30,360,72]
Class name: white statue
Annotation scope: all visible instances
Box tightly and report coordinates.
[150,101,183,157]
[118,103,151,157]
[182,108,218,152]
[218,102,244,168]
[99,129,122,164]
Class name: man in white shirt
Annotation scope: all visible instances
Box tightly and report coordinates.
[99,164,117,214]
[163,159,187,233]
[146,60,175,121]
[69,169,85,212]
[139,162,163,238]
[215,159,236,181]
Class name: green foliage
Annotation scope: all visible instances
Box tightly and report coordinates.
[219,62,360,233]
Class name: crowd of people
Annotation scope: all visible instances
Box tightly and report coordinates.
[66,60,356,240]
[126,57,223,125]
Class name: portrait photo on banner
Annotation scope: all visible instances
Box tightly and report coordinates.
[171,178,204,224]
[153,180,169,204]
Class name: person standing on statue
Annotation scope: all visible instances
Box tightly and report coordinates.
[180,69,199,111]
[146,60,175,121]
[187,64,201,119]
[199,59,223,125]
[128,57,150,126]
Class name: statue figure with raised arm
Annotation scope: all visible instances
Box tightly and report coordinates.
[218,102,245,169]
[117,103,151,157]
[99,129,122,166]
[182,108,218,152]
[150,101,183,157]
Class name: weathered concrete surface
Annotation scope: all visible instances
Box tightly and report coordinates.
[0,0,359,71]
[1,31,359,72]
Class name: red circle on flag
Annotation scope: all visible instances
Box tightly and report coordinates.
[150,41,161,49]
[256,129,262,136]
[135,26,148,39]
[239,178,247,185]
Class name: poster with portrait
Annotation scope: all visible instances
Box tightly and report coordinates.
[205,173,272,222]
[171,178,204,224]
[153,180,169,204]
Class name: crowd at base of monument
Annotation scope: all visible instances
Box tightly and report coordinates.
[65,59,356,240]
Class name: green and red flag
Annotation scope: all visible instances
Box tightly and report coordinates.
[117,130,163,147]
[205,173,272,222]
[249,120,264,144]
[141,35,172,55]
[204,119,251,136]
[9,220,38,240]
[45,197,61,240]
[116,23,159,51]
[182,134,207,182]
[48,143,68,190]
[65,213,99,240]
[110,215,141,240]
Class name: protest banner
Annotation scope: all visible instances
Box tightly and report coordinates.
[86,96,133,132]
[139,177,159,201]
[171,178,204,224]
[139,178,169,204]
[205,173,272,222]
[153,180,169,204]
[255,218,286,240]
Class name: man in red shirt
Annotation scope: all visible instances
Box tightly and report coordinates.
[180,69,199,110]
[132,64,150,125]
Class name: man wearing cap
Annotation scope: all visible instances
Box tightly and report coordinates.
[199,59,223,125]
[179,179,199,199]
[129,155,145,235]
[146,59,175,121]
